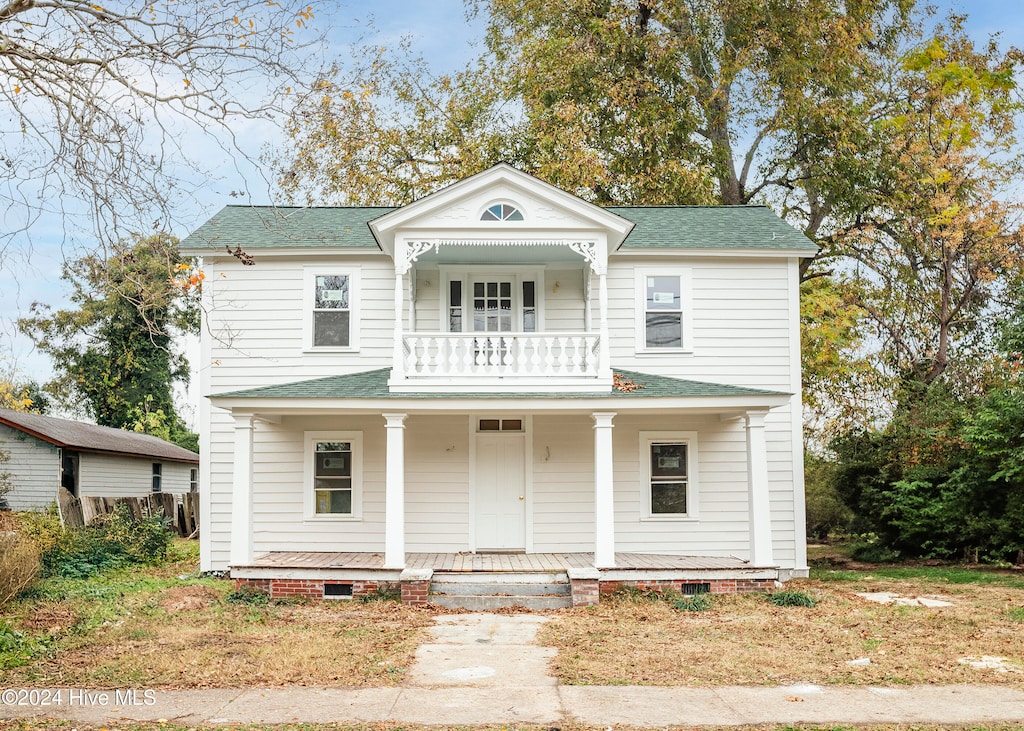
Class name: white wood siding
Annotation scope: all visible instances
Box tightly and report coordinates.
[79,454,193,497]
[543,269,586,331]
[246,415,470,555]
[0,425,59,510]
[199,247,803,570]
[606,257,793,390]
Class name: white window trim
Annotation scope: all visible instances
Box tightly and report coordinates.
[639,431,699,520]
[303,267,360,352]
[303,430,363,521]
[634,267,693,354]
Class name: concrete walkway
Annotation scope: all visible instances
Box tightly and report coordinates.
[3,612,1024,726]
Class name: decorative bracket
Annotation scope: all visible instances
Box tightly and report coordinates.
[568,241,605,275]
[396,241,436,275]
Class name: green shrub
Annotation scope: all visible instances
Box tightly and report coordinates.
[40,503,173,579]
[767,589,818,607]
[15,505,65,555]
[673,592,712,612]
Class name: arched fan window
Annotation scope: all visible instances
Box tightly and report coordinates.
[481,203,524,221]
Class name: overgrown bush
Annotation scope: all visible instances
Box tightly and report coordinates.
[0,533,40,606]
[767,589,817,607]
[40,503,173,579]
[15,505,64,555]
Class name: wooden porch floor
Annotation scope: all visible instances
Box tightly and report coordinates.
[242,551,753,572]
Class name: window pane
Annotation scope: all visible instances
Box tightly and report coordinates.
[651,482,687,514]
[651,443,687,477]
[449,307,462,333]
[481,206,501,221]
[646,275,680,311]
[314,311,350,347]
[450,280,462,307]
[506,207,524,221]
[523,281,535,307]
[523,308,536,333]
[315,489,352,514]
[502,419,522,431]
[316,275,349,309]
[645,313,682,348]
[315,451,351,477]
[474,282,484,297]
[487,282,497,297]
[479,419,500,431]
[499,282,511,298]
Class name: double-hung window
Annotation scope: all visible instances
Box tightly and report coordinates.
[305,269,359,350]
[640,431,699,519]
[305,431,362,519]
[635,268,693,353]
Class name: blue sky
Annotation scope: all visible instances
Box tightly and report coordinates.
[2,0,1021,420]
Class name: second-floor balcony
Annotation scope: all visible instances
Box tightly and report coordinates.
[402,332,601,379]
[391,328,610,392]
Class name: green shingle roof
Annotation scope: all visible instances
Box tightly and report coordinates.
[181,205,816,254]
[212,368,787,400]
[181,206,393,250]
[608,206,817,252]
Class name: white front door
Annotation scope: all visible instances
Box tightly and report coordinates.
[474,433,526,550]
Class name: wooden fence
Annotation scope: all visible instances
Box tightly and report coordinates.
[58,489,199,538]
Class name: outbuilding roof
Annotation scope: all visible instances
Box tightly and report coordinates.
[0,409,200,463]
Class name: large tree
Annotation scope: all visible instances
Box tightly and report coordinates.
[837,18,1024,388]
[0,0,322,259]
[18,234,198,450]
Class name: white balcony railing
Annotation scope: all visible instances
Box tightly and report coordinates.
[402,332,600,379]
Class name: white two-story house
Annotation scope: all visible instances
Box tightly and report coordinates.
[181,164,816,606]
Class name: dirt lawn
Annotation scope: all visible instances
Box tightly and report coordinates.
[540,571,1024,687]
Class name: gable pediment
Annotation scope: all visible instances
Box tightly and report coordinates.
[368,164,634,263]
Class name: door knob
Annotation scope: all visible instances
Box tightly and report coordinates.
[519,495,524,501]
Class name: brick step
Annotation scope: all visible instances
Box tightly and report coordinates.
[429,593,572,610]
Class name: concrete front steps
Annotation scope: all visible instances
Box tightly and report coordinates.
[429,571,572,610]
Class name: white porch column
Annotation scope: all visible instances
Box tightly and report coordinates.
[230,414,255,567]
[592,411,616,568]
[597,270,611,378]
[745,411,774,566]
[383,413,408,569]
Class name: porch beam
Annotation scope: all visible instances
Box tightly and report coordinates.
[745,410,774,566]
[383,413,408,569]
[230,414,255,567]
[592,411,616,567]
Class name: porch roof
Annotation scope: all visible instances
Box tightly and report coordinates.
[212,368,788,401]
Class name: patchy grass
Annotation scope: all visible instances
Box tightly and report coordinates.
[1,539,432,689]
[540,574,1024,687]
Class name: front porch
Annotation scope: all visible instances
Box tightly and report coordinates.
[231,551,780,607]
